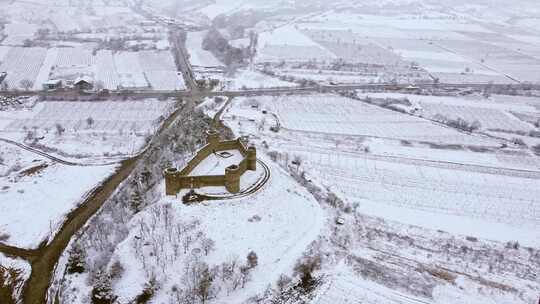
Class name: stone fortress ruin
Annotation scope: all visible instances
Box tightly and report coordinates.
[164,130,257,195]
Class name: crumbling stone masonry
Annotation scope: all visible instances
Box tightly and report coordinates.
[164,130,257,195]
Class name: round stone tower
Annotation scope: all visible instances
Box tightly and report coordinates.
[206,129,220,148]
[163,167,180,196]
[247,146,257,171]
[225,164,241,193]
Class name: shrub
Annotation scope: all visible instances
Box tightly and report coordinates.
[446,118,481,132]
[267,151,279,162]
[511,137,527,147]
[91,270,116,304]
[202,238,215,256]
[0,267,24,304]
[109,260,124,279]
[0,232,9,242]
[67,243,86,274]
[135,278,159,304]
[529,130,540,138]
[294,254,322,293]
[505,241,520,250]
[532,144,540,156]
[276,274,292,292]
[246,251,258,269]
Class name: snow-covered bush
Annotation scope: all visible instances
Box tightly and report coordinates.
[67,243,86,274]
[91,269,116,304]
[246,251,258,269]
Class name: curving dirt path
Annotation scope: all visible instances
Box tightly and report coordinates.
[0,138,79,166]
[22,156,139,304]
[204,159,271,200]
[0,137,124,167]
[193,159,271,203]
[0,244,38,261]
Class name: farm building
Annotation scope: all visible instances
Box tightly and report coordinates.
[74,76,93,91]
[0,72,7,85]
[42,79,62,91]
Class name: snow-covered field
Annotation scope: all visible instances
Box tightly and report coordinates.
[246,10,540,84]
[0,153,116,248]
[0,47,184,92]
[0,0,183,92]
[357,92,537,131]
[254,94,496,145]
[0,144,44,177]
[221,92,540,304]
[3,1,540,303]
[223,69,298,90]
[186,31,224,68]
[224,94,540,246]
[0,99,175,158]
[256,26,336,63]
[0,47,47,90]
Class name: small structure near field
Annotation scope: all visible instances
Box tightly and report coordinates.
[42,79,62,91]
[0,72,7,85]
[74,76,93,91]
[164,130,257,195]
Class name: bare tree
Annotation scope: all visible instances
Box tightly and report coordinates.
[185,261,217,304]
[19,79,33,91]
[276,274,292,292]
[0,81,8,91]
[239,265,251,288]
[292,155,302,171]
[202,238,215,256]
[55,123,65,136]
[532,144,540,156]
[182,234,193,254]
[87,116,95,128]
[294,254,322,292]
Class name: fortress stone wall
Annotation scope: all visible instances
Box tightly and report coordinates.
[164,130,257,195]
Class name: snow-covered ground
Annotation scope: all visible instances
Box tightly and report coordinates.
[357,92,536,130]
[223,69,298,90]
[186,31,224,68]
[0,144,44,177]
[0,253,30,300]
[0,99,175,159]
[219,93,540,304]
[224,94,540,247]
[256,26,336,63]
[355,92,540,148]
[189,149,244,176]
[61,156,324,303]
[3,2,540,303]
[246,94,497,145]
[0,160,116,248]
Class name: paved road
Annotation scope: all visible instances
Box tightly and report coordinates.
[169,27,199,93]
[4,81,540,100]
